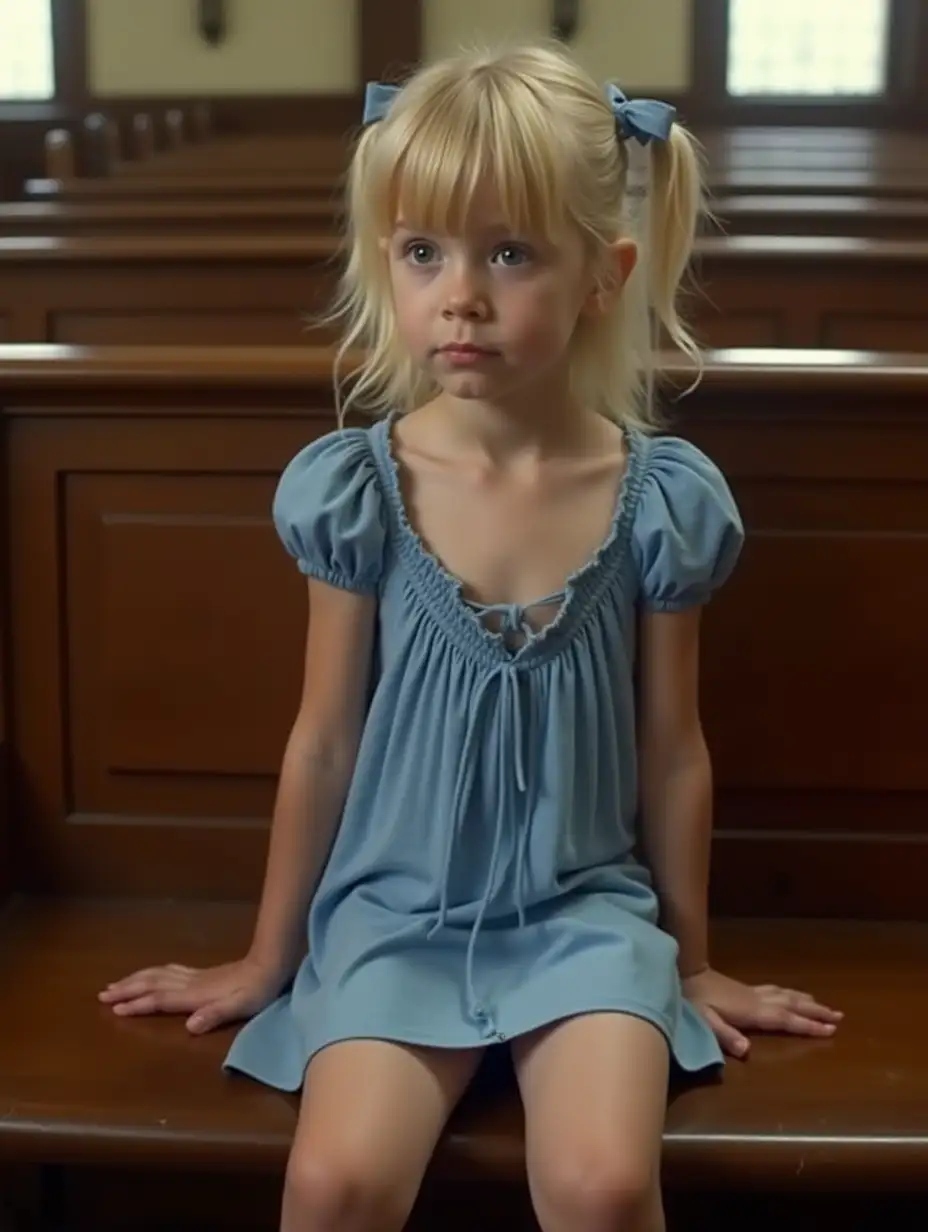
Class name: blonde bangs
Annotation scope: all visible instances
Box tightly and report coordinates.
[371,76,572,243]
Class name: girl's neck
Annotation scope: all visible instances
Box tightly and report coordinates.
[423,387,614,466]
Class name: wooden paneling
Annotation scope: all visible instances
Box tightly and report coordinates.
[0,237,340,345]
[6,350,339,898]
[822,316,928,351]
[693,238,928,349]
[673,356,928,919]
[1,345,927,917]
[52,311,315,346]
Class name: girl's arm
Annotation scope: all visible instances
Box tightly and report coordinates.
[637,606,843,1056]
[637,607,711,978]
[248,576,377,978]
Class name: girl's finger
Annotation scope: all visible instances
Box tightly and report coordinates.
[111,994,161,1017]
[187,996,240,1035]
[754,1004,838,1036]
[702,1005,751,1058]
[99,969,187,1003]
[100,967,167,996]
[109,981,200,1016]
[785,994,843,1022]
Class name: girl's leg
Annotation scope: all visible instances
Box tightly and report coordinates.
[513,1012,669,1232]
[281,1039,482,1232]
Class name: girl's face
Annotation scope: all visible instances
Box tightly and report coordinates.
[385,184,635,407]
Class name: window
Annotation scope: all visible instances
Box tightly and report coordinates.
[0,0,56,100]
[727,0,891,97]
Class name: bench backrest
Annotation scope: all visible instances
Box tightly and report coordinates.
[1,235,927,352]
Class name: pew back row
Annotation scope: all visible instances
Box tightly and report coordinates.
[0,235,926,352]
[30,122,928,202]
[3,195,928,241]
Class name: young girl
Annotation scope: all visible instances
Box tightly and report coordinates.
[101,42,842,1232]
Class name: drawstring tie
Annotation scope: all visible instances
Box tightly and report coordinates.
[427,591,563,1023]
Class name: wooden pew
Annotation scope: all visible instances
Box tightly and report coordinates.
[0,198,342,238]
[711,195,928,241]
[27,120,928,205]
[0,236,341,345]
[24,171,343,202]
[2,194,925,243]
[25,162,928,203]
[693,236,928,349]
[0,235,926,352]
[115,132,347,178]
[0,344,926,1230]
[700,128,928,175]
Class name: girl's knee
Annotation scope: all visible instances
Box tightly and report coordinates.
[534,1152,659,1231]
[283,1143,409,1231]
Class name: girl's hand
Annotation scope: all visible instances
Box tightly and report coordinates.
[682,966,844,1059]
[98,955,289,1035]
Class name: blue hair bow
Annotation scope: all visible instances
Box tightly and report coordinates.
[362,78,676,147]
[605,83,676,146]
[363,80,400,125]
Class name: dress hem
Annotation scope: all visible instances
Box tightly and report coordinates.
[222,997,723,1094]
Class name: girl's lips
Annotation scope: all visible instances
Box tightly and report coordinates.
[439,345,500,366]
[440,344,499,355]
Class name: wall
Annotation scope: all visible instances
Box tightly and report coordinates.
[424,0,693,90]
[88,0,358,95]
[86,0,693,98]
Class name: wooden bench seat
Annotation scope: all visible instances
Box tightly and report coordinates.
[2,896,927,1192]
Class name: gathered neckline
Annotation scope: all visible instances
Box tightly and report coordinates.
[370,409,650,668]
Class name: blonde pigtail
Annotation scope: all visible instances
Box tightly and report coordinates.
[645,124,707,371]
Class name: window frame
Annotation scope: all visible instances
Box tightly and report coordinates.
[690,0,928,126]
[0,0,87,119]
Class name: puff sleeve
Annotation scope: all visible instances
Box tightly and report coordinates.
[632,436,744,611]
[272,429,386,593]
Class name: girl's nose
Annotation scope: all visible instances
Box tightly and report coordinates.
[442,262,489,320]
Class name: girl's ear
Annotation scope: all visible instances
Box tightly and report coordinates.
[583,239,638,316]
[610,238,639,287]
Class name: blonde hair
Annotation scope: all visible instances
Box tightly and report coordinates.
[327,41,706,431]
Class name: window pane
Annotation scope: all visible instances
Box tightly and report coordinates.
[728,0,890,96]
[0,0,55,100]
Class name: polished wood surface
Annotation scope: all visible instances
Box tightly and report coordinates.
[23,164,928,204]
[712,194,928,240]
[0,898,925,1192]
[24,173,343,201]
[1,345,926,917]
[1,194,923,243]
[0,197,342,237]
[0,234,926,351]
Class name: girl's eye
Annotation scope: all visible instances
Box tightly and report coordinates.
[493,244,531,267]
[404,241,438,265]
